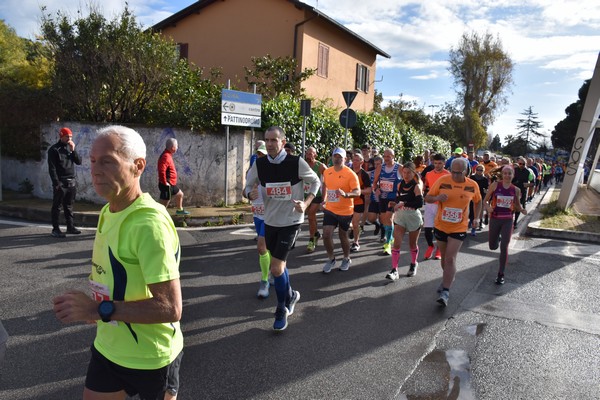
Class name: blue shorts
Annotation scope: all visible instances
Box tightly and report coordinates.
[253,217,265,237]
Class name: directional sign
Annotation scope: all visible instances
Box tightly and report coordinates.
[221,89,262,128]
[339,109,357,128]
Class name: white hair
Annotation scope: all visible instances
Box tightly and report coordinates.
[165,137,178,150]
[451,157,469,173]
[96,125,146,161]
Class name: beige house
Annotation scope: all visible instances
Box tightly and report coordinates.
[152,0,390,112]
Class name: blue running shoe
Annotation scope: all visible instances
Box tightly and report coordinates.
[286,290,301,315]
[273,306,289,331]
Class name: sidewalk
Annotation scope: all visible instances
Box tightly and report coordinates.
[0,190,253,228]
[526,184,600,244]
[0,185,599,242]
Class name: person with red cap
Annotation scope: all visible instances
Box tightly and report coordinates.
[48,127,82,238]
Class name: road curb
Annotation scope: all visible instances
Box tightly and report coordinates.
[525,186,600,244]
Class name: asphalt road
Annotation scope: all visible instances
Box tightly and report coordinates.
[0,216,599,399]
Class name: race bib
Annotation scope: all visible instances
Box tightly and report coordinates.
[90,279,110,302]
[441,207,463,223]
[89,279,117,325]
[265,182,292,200]
[326,189,340,202]
[251,204,265,216]
[496,195,513,209]
[380,180,394,192]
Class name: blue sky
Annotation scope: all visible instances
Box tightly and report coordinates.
[2,0,599,146]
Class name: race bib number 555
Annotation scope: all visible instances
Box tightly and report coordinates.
[266,182,292,200]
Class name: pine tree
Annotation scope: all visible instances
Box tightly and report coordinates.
[515,106,544,153]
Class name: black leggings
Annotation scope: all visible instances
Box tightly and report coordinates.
[488,217,513,276]
[424,227,434,246]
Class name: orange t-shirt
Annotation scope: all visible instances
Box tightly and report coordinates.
[428,174,482,233]
[482,160,498,177]
[322,165,360,216]
[424,169,450,191]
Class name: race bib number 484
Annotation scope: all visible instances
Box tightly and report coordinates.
[266,182,292,200]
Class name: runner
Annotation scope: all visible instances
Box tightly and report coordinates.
[321,148,361,273]
[373,149,401,255]
[385,162,424,280]
[247,145,271,298]
[424,157,483,307]
[512,157,533,229]
[422,153,450,260]
[483,165,527,284]
[469,165,489,235]
[366,155,384,239]
[349,151,371,252]
[304,146,326,254]
[244,126,320,331]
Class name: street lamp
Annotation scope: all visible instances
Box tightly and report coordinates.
[428,104,439,116]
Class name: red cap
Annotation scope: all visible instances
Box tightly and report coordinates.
[60,127,73,137]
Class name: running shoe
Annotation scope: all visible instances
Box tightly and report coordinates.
[323,259,336,274]
[66,227,81,234]
[273,306,289,331]
[385,269,399,281]
[437,290,449,307]
[495,275,505,285]
[340,258,352,271]
[407,262,418,277]
[257,280,270,299]
[51,229,66,238]
[360,225,365,234]
[423,246,435,260]
[175,209,190,215]
[306,239,315,253]
[350,242,360,252]
[382,243,392,255]
[434,249,442,260]
[286,290,300,315]
[470,228,476,236]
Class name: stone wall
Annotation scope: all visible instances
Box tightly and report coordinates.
[1,122,258,206]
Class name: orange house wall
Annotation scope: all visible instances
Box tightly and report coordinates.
[159,0,378,112]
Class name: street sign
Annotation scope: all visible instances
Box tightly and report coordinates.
[221,89,262,128]
[342,91,358,108]
[339,109,357,128]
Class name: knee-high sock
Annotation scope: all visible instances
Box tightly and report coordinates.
[424,227,434,246]
[259,251,270,282]
[284,268,292,299]
[391,248,400,269]
[273,269,290,308]
[410,247,419,263]
[385,225,393,243]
